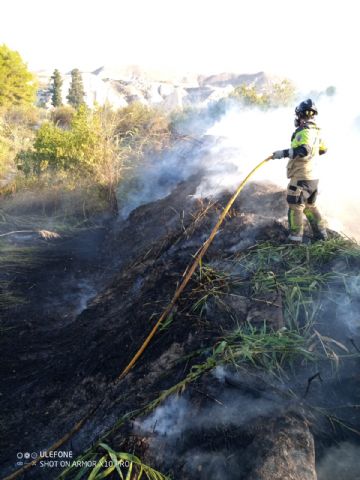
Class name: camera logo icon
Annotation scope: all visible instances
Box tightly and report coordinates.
[17,452,23,459]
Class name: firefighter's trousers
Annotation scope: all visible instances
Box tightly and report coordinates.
[286,179,327,242]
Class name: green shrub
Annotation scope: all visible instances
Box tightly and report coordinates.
[230,79,296,108]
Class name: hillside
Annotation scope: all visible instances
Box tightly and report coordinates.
[36,66,271,110]
[1,134,360,480]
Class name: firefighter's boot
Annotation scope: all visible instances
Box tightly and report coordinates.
[304,205,327,241]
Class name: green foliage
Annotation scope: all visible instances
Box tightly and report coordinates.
[16,105,125,213]
[19,103,170,178]
[89,443,169,480]
[50,69,63,107]
[232,239,360,329]
[13,102,171,215]
[60,443,170,480]
[0,105,40,178]
[0,44,37,107]
[190,238,359,369]
[231,84,266,106]
[67,68,85,108]
[18,105,110,176]
[230,79,296,108]
[218,323,315,375]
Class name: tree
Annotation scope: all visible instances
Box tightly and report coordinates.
[17,106,123,214]
[66,68,85,108]
[50,69,63,107]
[0,44,37,107]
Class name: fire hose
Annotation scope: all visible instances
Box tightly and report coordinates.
[117,155,273,380]
[3,155,272,480]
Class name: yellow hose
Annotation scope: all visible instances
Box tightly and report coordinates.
[3,156,272,480]
[117,155,272,380]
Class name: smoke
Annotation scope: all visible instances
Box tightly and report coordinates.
[194,105,289,197]
[138,396,189,437]
[120,86,360,240]
[316,442,360,480]
[199,91,360,239]
[134,378,288,473]
[332,274,360,335]
[139,391,283,438]
[119,139,205,218]
[182,450,243,480]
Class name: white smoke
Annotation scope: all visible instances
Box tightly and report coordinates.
[136,390,285,441]
[330,274,360,335]
[121,86,360,240]
[199,92,360,240]
[194,105,289,197]
[137,395,189,436]
[317,442,360,480]
[315,89,360,239]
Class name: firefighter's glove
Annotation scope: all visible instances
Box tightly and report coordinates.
[272,150,286,159]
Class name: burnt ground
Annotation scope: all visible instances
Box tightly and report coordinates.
[1,177,360,480]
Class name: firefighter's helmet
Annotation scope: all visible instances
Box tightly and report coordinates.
[295,99,318,118]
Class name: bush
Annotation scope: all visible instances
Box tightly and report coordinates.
[0,105,41,179]
[50,105,75,129]
[230,79,296,108]
[13,103,173,216]
[16,105,125,213]
[115,102,171,157]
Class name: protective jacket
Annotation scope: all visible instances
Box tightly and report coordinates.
[284,120,327,180]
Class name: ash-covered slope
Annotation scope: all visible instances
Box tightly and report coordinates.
[1,174,360,480]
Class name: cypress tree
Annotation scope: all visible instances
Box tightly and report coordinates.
[50,69,63,107]
[67,68,85,108]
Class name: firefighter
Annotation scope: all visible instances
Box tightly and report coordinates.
[272,99,328,243]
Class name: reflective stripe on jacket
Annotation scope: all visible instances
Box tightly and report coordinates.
[286,121,327,180]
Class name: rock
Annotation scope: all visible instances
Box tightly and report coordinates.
[198,71,268,88]
[246,415,316,480]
